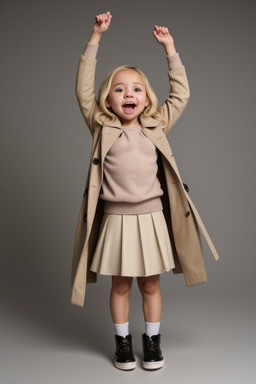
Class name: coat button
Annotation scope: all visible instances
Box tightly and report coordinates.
[185,211,190,217]
[93,157,100,165]
[183,183,189,192]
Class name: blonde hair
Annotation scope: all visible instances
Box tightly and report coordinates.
[94,65,166,126]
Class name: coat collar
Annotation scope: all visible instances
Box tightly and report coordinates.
[103,115,159,130]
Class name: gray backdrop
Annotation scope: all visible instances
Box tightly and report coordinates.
[1,0,255,383]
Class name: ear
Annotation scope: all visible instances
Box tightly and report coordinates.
[105,96,111,108]
[145,96,149,107]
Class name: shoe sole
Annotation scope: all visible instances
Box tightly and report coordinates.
[114,360,136,370]
[143,359,164,370]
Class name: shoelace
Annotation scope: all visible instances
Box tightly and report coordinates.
[144,338,159,353]
[119,339,133,353]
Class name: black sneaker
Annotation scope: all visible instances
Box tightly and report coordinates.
[142,333,164,370]
[114,334,136,370]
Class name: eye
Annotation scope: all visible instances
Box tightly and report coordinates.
[115,88,123,92]
[135,88,141,92]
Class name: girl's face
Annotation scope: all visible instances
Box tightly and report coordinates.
[106,69,149,127]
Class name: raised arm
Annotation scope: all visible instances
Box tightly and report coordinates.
[153,26,190,134]
[86,11,112,47]
[76,12,112,134]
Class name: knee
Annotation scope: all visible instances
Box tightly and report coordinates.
[137,275,160,296]
[112,277,133,296]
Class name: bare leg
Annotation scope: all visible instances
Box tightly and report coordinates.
[110,276,133,324]
[137,275,162,322]
[138,275,164,370]
[111,276,136,370]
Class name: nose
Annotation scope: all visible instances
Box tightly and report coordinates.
[124,90,134,98]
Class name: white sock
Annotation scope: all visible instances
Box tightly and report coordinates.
[114,322,129,338]
[145,321,161,337]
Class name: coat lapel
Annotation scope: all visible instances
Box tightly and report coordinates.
[101,125,122,164]
[142,127,173,163]
[140,116,172,160]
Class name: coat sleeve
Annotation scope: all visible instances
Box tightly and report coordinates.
[159,53,190,135]
[75,44,101,135]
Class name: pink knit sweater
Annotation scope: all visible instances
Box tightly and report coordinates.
[101,126,163,214]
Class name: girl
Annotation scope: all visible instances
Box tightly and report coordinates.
[71,12,219,371]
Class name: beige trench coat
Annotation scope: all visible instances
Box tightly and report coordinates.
[70,55,219,307]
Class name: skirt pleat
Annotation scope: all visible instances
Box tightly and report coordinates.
[90,211,175,277]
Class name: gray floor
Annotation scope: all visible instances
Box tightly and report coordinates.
[1,276,255,384]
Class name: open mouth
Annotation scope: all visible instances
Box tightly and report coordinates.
[122,102,137,114]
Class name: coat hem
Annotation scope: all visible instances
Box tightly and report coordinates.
[184,272,207,287]
[70,292,85,307]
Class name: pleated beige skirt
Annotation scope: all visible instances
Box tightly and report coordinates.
[90,211,175,277]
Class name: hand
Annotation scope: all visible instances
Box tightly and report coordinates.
[94,12,112,35]
[153,25,176,56]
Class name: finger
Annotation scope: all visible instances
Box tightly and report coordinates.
[153,30,159,39]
